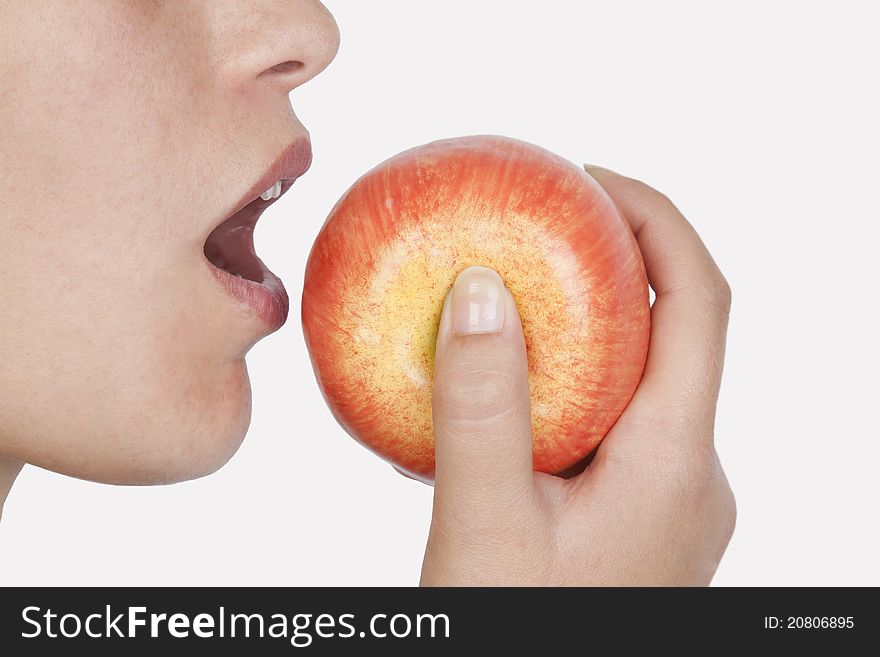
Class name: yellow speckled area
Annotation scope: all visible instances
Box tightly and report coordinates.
[338,211,593,464]
[302,136,650,480]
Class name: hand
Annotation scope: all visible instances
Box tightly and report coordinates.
[421,165,735,586]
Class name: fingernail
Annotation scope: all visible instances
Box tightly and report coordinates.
[451,266,506,335]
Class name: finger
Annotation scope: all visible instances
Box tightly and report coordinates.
[432,266,535,515]
[585,165,731,442]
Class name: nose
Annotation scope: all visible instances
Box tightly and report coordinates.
[211,0,340,94]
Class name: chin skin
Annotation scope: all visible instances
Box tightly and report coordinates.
[2,359,254,487]
[101,359,254,487]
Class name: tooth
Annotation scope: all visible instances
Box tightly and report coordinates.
[259,181,283,201]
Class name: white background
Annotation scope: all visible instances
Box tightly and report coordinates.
[2,1,878,586]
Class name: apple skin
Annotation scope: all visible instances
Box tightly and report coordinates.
[302,135,650,482]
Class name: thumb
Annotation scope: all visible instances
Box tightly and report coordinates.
[431,266,535,511]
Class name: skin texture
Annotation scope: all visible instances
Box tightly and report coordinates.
[302,137,650,480]
[0,0,339,490]
[422,166,736,585]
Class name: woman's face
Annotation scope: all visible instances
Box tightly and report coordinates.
[0,1,339,484]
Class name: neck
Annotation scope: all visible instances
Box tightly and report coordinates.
[0,457,23,521]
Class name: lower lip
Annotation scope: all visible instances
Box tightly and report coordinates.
[207,262,290,331]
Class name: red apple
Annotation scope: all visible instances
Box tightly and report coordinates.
[302,135,650,482]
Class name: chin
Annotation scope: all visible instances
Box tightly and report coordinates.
[113,364,255,486]
[123,418,251,487]
[26,360,254,487]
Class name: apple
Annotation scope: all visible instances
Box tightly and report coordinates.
[302,135,650,482]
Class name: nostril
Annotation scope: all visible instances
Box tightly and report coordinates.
[263,60,305,76]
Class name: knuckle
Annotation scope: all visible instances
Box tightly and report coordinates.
[652,188,677,211]
[689,276,732,321]
[652,441,717,501]
[711,275,733,316]
[656,445,736,536]
[719,479,737,541]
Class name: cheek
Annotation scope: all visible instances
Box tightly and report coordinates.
[1,240,254,484]
[4,1,219,249]
[0,4,258,482]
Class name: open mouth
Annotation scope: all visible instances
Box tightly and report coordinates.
[202,138,312,328]
[203,179,293,283]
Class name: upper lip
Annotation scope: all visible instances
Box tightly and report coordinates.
[221,136,313,227]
